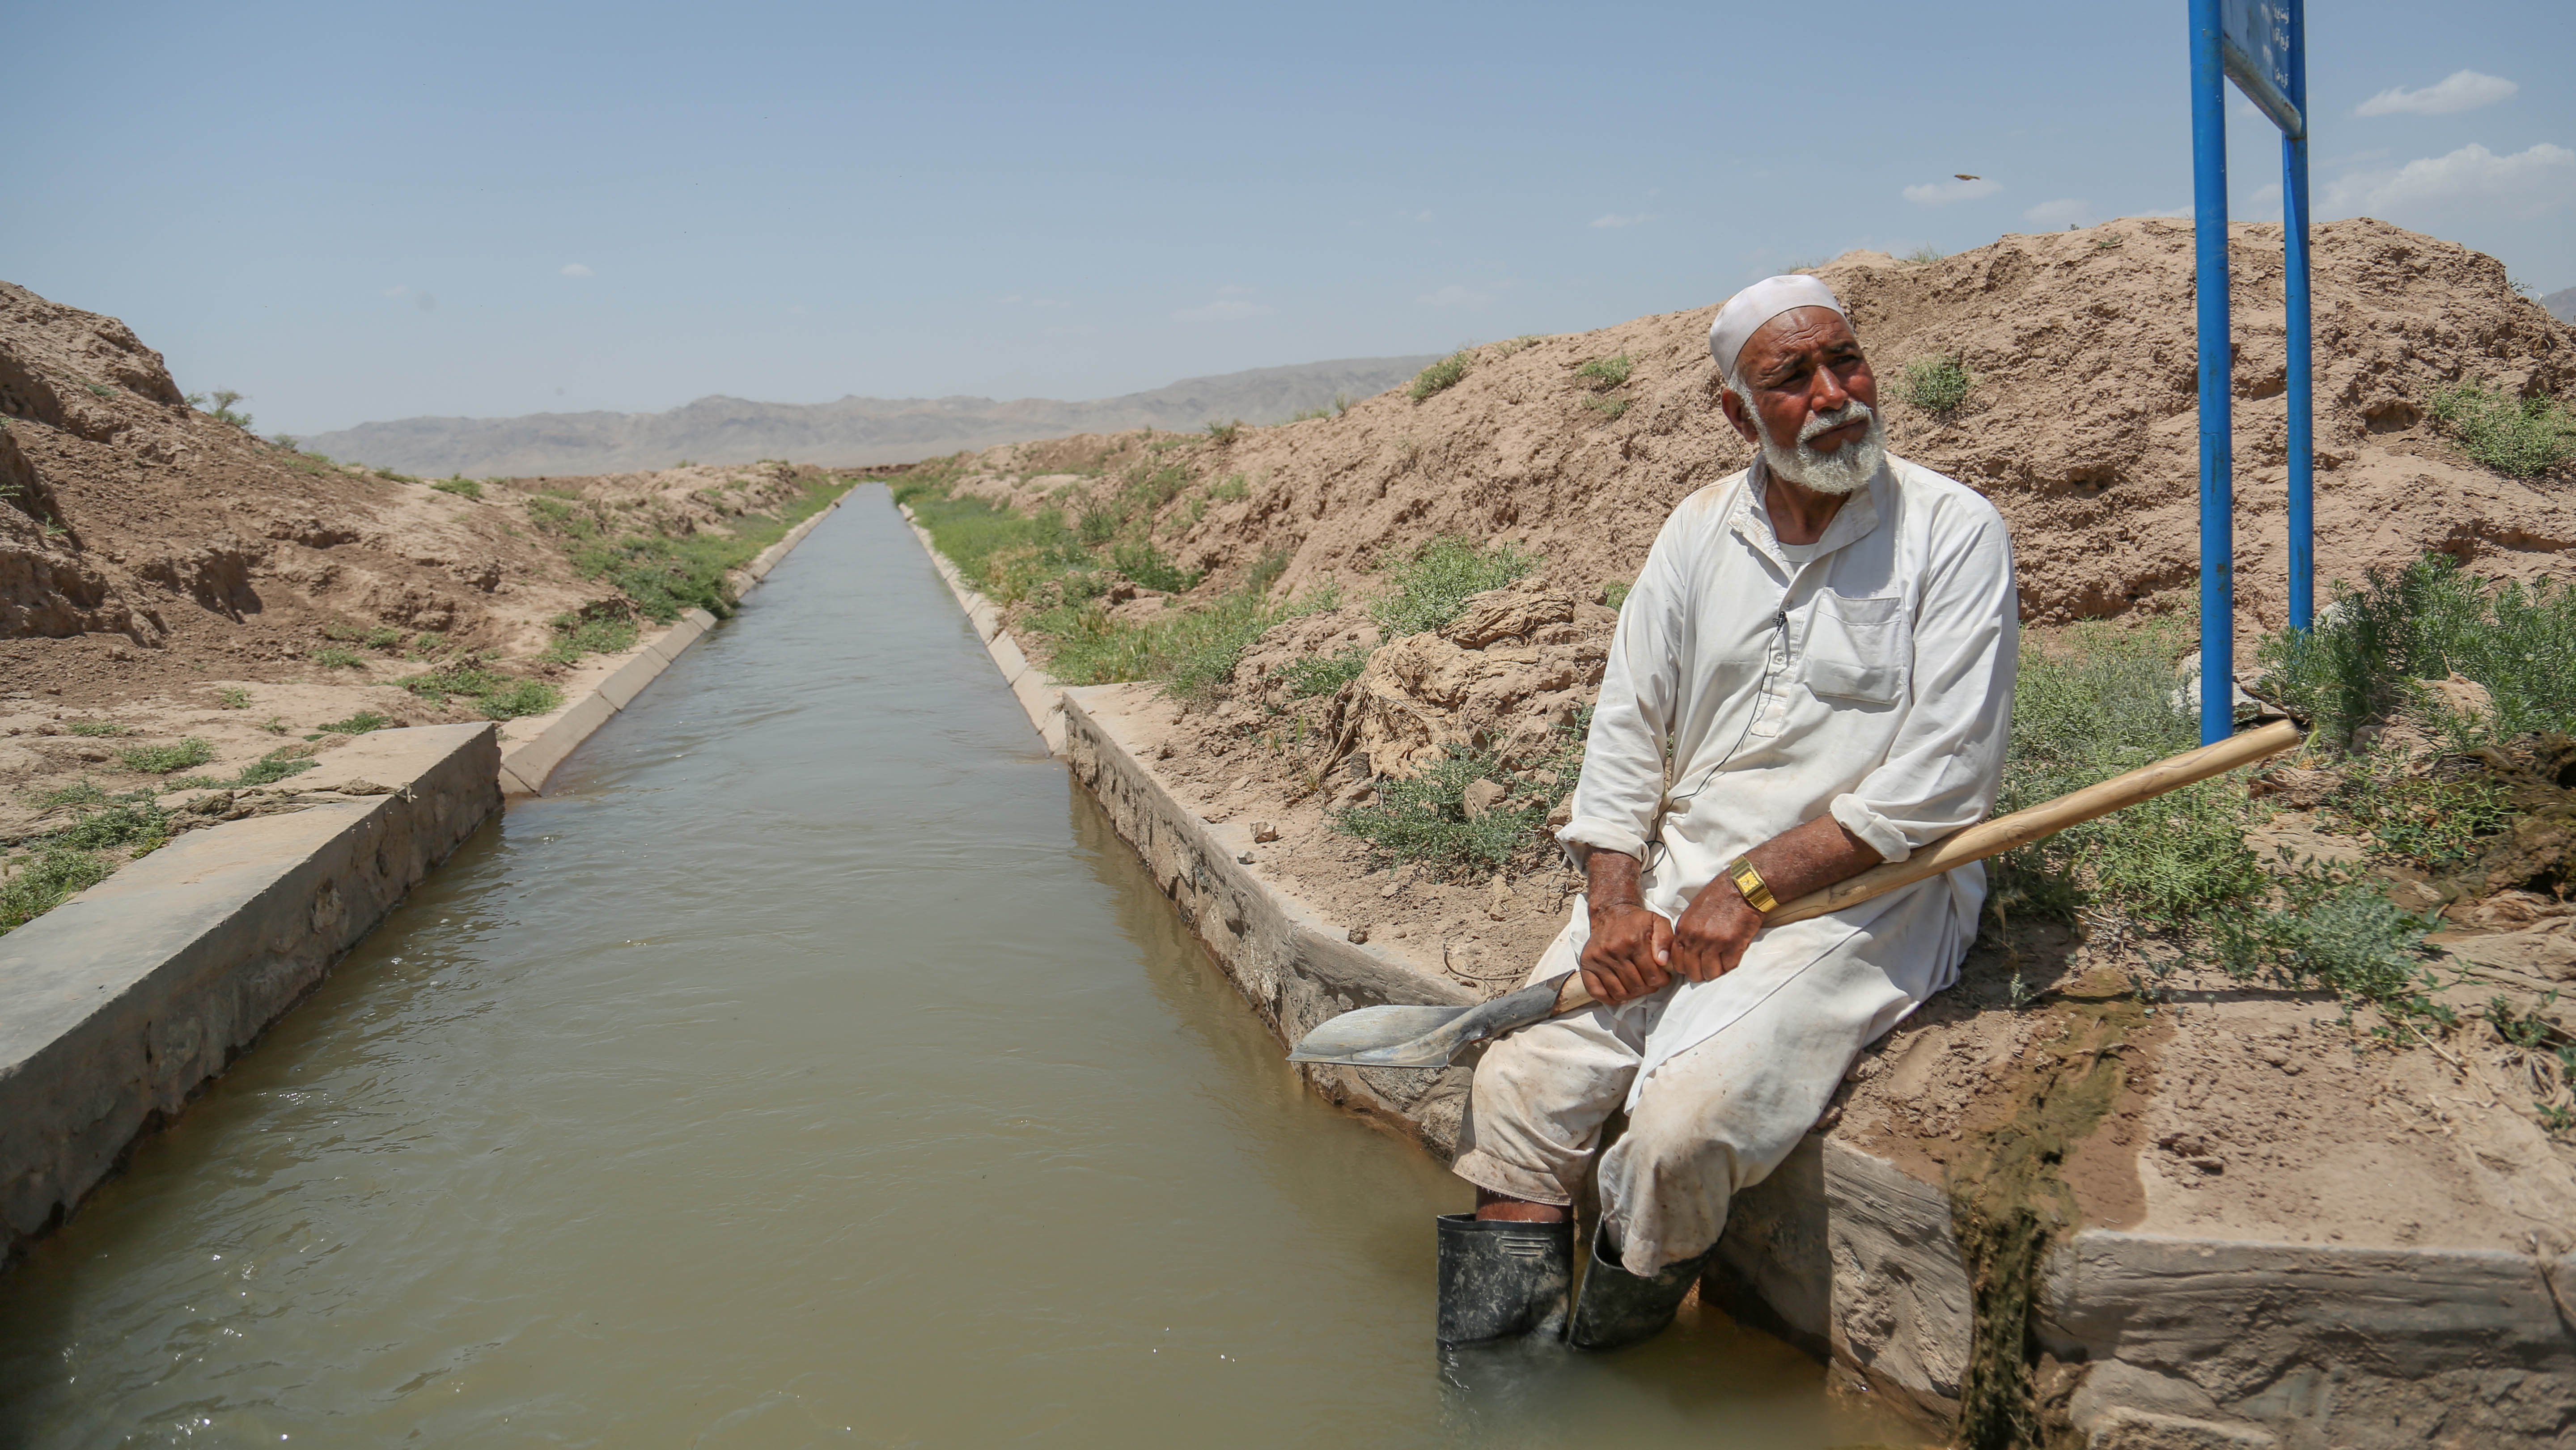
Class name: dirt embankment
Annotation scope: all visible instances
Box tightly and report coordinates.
[910,216,2576,1434]
[0,279,843,898]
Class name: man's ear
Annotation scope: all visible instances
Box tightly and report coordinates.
[1719,386,1761,445]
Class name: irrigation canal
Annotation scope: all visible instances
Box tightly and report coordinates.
[0,488,1914,1447]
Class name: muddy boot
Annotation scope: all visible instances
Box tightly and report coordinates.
[1435,1213,1573,1346]
[1567,1222,1711,1351]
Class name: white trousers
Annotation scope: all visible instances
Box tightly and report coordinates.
[1450,941,1919,1277]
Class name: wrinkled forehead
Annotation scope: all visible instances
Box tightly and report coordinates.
[1740,306,1862,377]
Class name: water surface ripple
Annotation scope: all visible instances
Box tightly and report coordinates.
[0,489,1913,1448]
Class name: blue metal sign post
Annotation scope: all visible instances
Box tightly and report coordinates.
[2189,0,2313,744]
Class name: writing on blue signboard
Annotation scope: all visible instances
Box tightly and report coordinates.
[2221,0,2303,136]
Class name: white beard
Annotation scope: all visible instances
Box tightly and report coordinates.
[1748,397,1887,496]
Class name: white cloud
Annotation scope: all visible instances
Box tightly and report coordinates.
[2022,198,2096,228]
[382,284,409,298]
[1416,284,1492,309]
[560,263,594,278]
[1589,212,1654,229]
[2356,69,2518,118]
[1902,176,2001,206]
[2136,204,2195,220]
[1173,297,1274,323]
[2326,141,2576,214]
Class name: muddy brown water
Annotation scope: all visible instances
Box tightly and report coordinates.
[0,489,1918,1448]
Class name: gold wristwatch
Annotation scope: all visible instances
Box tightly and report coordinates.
[1724,856,1778,912]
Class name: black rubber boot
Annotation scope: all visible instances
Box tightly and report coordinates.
[1566,1222,1712,1350]
[1435,1213,1573,1346]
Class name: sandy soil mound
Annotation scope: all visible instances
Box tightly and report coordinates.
[959,216,2572,636]
[0,280,843,887]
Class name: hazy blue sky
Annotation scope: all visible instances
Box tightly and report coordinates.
[5,0,2569,435]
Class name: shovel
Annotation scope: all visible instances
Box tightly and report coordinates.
[1286,717,2303,1069]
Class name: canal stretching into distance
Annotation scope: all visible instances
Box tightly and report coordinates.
[0,488,1916,1447]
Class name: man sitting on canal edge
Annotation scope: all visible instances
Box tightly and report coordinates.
[1437,275,2019,1350]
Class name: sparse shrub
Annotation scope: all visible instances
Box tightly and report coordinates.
[50,799,169,852]
[116,738,216,775]
[373,466,417,483]
[1332,743,1546,877]
[2428,382,2575,478]
[85,382,117,399]
[1408,352,1472,401]
[1210,474,1249,501]
[318,711,394,735]
[213,687,251,709]
[258,715,290,735]
[407,632,448,657]
[1602,579,1632,612]
[1897,353,1974,415]
[64,720,125,737]
[198,390,253,429]
[1280,644,1372,699]
[313,646,366,669]
[1205,419,1241,444]
[540,609,642,664]
[1583,395,1631,420]
[1370,537,1539,638]
[398,661,561,719]
[364,626,404,650]
[1111,539,1200,594]
[1574,353,1633,390]
[2256,553,2576,748]
[231,750,318,787]
[1904,245,1945,263]
[1,846,113,934]
[431,475,484,500]
[1028,553,1305,704]
[526,496,596,537]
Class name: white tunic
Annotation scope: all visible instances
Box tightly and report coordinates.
[1551,452,2018,1102]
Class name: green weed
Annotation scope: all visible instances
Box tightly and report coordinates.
[1369,537,1539,638]
[432,476,485,500]
[398,662,564,720]
[540,610,641,664]
[2428,382,2575,478]
[213,687,250,709]
[1602,579,1633,612]
[0,847,113,934]
[318,711,394,735]
[1408,352,1472,402]
[2325,767,2514,873]
[1332,743,1545,878]
[313,646,366,669]
[1210,473,1249,502]
[49,799,169,852]
[1280,644,1373,699]
[1904,245,1945,263]
[2256,553,2576,748]
[231,750,319,788]
[1206,419,1241,444]
[1583,395,1631,420]
[1898,354,1974,415]
[1028,553,1306,704]
[1111,539,1200,593]
[116,738,215,775]
[64,720,125,737]
[374,466,417,483]
[1574,353,1633,390]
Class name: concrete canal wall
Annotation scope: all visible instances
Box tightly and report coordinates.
[901,505,2576,1450]
[0,495,850,1266]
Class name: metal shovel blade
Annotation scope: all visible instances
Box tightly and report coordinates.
[1285,982,1561,1069]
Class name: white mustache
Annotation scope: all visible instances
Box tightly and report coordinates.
[1798,401,1873,444]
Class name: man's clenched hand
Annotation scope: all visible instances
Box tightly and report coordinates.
[1579,851,1672,1006]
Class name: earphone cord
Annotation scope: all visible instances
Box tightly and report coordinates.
[1640,606,1790,880]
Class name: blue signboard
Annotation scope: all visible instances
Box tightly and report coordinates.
[2221,0,2304,136]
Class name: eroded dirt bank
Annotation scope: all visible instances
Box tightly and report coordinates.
[897,216,2576,1446]
[1,280,853,923]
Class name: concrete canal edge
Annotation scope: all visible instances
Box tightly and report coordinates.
[0,724,501,1264]
[496,495,847,795]
[0,495,851,1268]
[899,506,2576,1448]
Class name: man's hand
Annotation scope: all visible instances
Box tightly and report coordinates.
[1579,851,1672,1006]
[1671,815,1885,983]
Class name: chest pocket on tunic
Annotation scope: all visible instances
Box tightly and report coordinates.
[1802,591,1911,704]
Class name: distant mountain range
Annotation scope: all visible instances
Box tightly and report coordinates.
[301,355,1443,478]
[2546,288,2576,326]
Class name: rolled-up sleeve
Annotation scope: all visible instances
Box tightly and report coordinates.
[1827,502,2017,863]
[1557,514,1692,868]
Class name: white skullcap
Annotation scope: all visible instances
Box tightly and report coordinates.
[1708,275,1847,390]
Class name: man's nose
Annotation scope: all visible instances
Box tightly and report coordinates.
[1808,363,1851,416]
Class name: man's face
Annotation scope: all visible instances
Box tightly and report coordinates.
[1720,307,1878,454]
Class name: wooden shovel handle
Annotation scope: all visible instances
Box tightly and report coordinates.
[1544,717,2303,1013]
